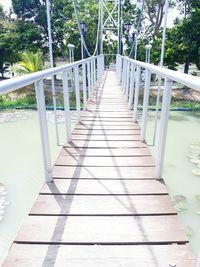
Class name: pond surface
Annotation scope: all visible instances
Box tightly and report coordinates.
[145,111,200,255]
[0,110,200,263]
[0,110,76,264]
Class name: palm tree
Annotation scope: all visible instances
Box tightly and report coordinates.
[13,50,44,75]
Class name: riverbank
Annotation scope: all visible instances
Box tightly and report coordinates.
[0,87,200,111]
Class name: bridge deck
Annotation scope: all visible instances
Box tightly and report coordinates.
[3,71,196,266]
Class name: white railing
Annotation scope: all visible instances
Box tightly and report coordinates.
[0,55,105,183]
[116,54,200,179]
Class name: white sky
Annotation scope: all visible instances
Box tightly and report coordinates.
[0,0,180,27]
[0,0,12,11]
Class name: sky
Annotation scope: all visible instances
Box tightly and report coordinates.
[0,0,181,28]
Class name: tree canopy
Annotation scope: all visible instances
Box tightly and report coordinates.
[0,0,199,73]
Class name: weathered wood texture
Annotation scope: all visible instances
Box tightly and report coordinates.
[3,71,196,266]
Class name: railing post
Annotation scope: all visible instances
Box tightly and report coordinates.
[119,56,123,83]
[155,77,173,179]
[101,55,105,76]
[97,56,101,81]
[93,58,96,89]
[87,61,91,99]
[133,65,141,122]
[125,61,130,100]
[123,60,128,93]
[82,63,87,109]
[62,70,71,142]
[141,69,151,142]
[75,66,81,122]
[128,63,135,109]
[91,60,94,91]
[122,59,126,91]
[35,80,52,183]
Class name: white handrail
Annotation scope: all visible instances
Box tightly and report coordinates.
[0,55,105,182]
[119,55,200,92]
[116,54,200,179]
[0,55,103,95]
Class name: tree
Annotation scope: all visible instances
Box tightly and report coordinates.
[13,50,44,75]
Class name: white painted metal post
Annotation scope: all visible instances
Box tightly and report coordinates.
[101,55,105,77]
[153,0,169,145]
[97,57,101,81]
[141,69,151,142]
[35,80,52,183]
[87,61,91,99]
[93,58,96,89]
[125,61,130,100]
[62,71,71,142]
[75,66,81,122]
[196,253,200,267]
[45,0,60,146]
[121,59,125,90]
[133,65,141,122]
[155,77,173,179]
[82,63,87,109]
[91,60,94,91]
[119,56,123,83]
[128,63,135,109]
[122,60,127,92]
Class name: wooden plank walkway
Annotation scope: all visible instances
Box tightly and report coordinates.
[3,71,196,266]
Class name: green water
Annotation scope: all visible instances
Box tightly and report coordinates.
[146,111,200,255]
[0,110,200,264]
[0,110,77,264]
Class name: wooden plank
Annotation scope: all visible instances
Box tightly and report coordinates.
[55,155,155,167]
[79,121,135,126]
[75,125,140,130]
[30,195,176,215]
[52,166,155,179]
[72,129,141,135]
[81,114,133,118]
[64,140,147,148]
[60,147,151,156]
[3,244,196,267]
[71,135,140,141]
[40,179,167,195]
[80,118,134,122]
[14,215,188,243]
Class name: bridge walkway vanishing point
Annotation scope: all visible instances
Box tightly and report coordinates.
[3,71,196,266]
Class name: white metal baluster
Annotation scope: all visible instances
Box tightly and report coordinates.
[125,61,130,101]
[196,253,200,267]
[62,70,71,142]
[122,60,126,91]
[82,63,87,109]
[128,63,135,109]
[45,0,60,146]
[87,61,91,99]
[155,77,173,179]
[75,66,81,122]
[93,58,96,89]
[123,60,127,93]
[133,65,141,122]
[91,60,94,91]
[35,80,52,183]
[141,69,151,142]
[119,56,123,83]
[97,57,101,81]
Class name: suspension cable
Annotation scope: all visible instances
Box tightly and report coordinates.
[72,0,101,57]
[128,0,145,58]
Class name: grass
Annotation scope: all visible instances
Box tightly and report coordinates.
[0,91,84,110]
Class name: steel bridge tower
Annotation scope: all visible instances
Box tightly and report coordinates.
[99,0,122,55]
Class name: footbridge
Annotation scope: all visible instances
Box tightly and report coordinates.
[1,54,199,266]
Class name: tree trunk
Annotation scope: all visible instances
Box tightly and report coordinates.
[184,61,189,74]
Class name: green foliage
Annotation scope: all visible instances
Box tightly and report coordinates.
[13,50,44,74]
